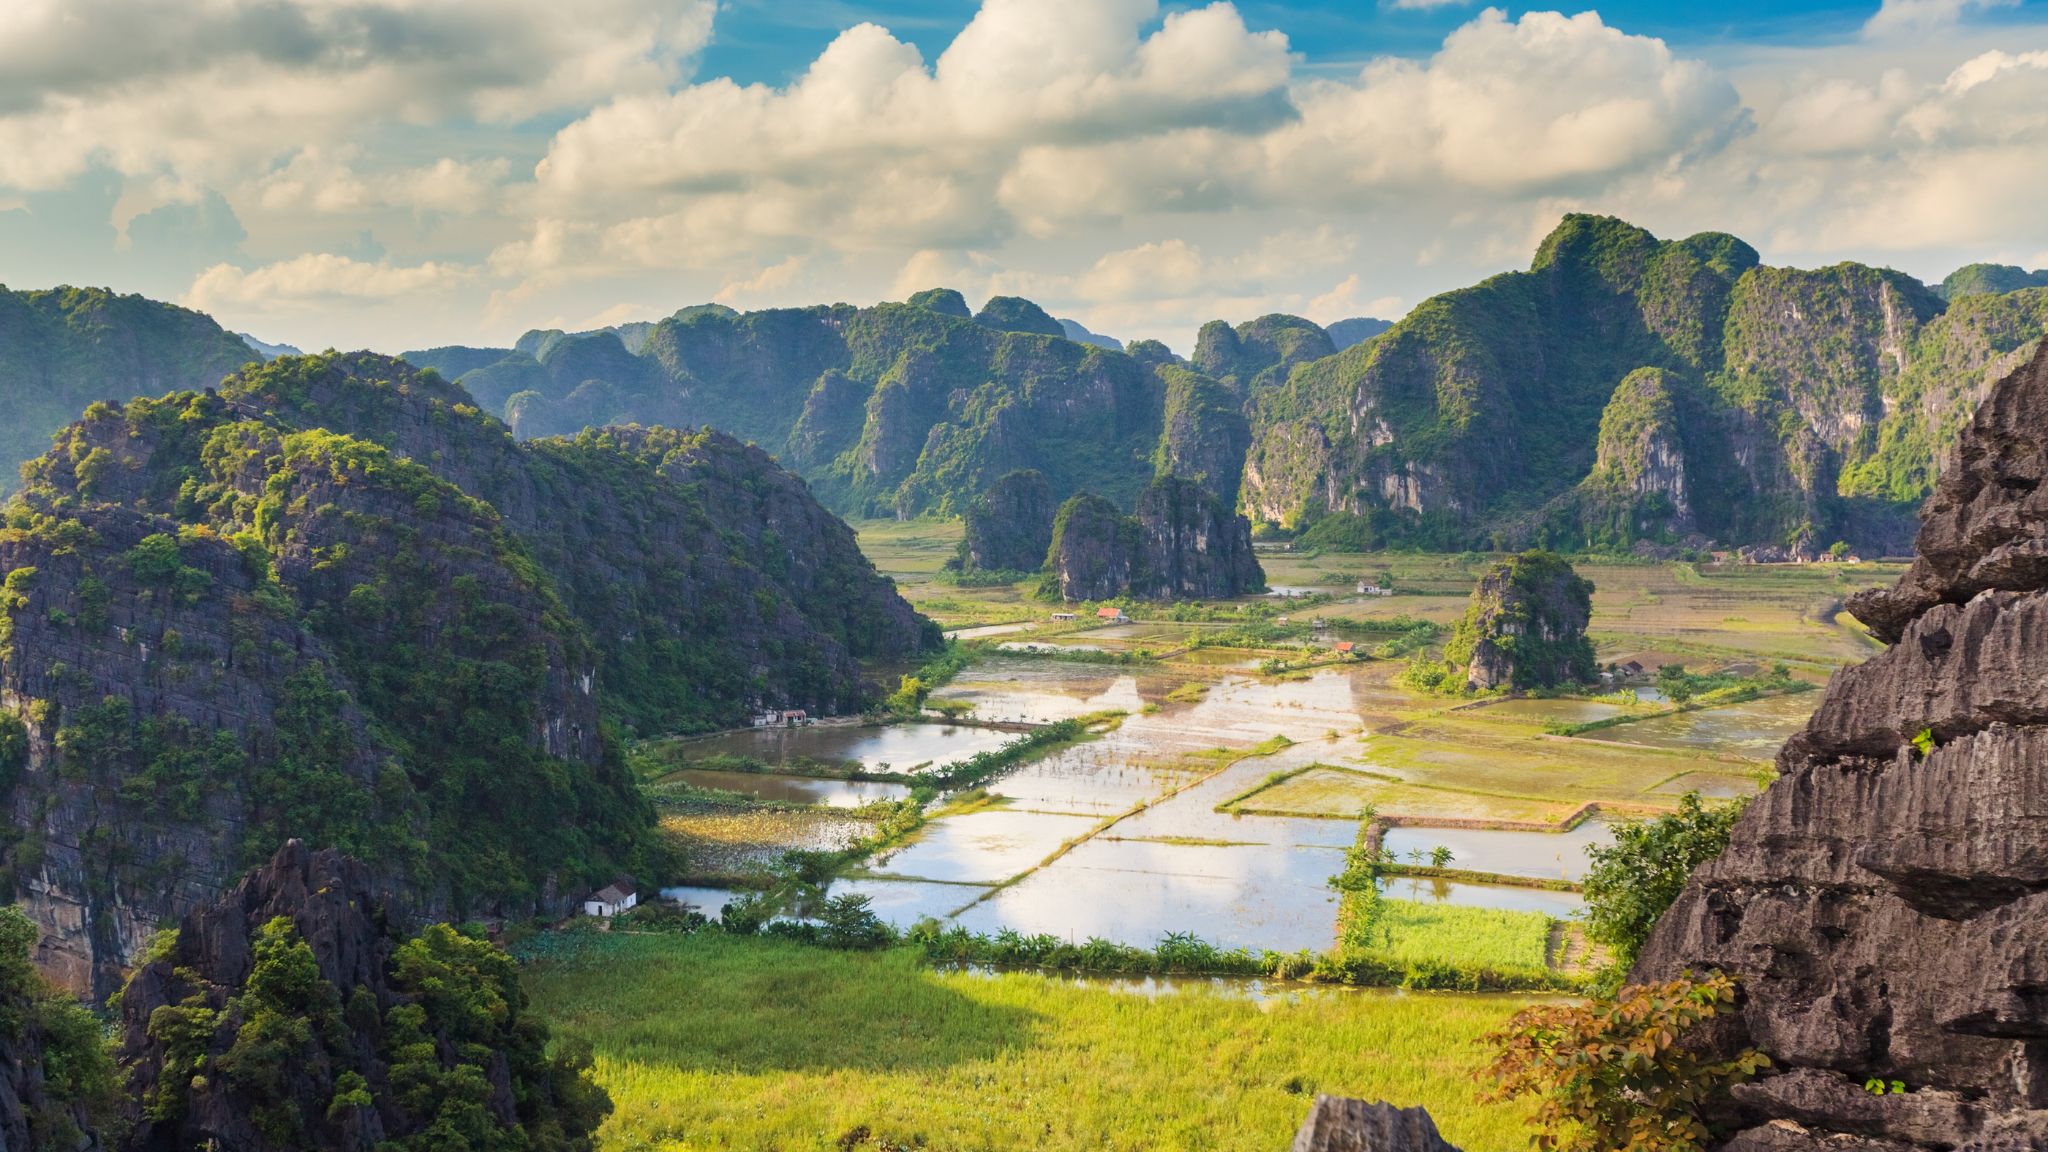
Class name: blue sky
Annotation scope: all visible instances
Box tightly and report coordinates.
[1,0,2045,353]
[698,0,1903,82]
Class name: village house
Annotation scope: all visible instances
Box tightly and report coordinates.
[1617,660,1647,679]
[1096,606,1128,623]
[1355,582,1393,597]
[583,881,638,918]
[1334,641,1356,657]
[1051,612,1077,622]
[780,709,811,726]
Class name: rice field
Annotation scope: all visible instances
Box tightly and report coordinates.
[525,931,1540,1152]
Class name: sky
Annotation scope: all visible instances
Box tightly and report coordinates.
[2,0,2046,355]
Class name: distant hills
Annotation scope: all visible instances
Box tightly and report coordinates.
[1,218,2042,553]
[1247,216,2048,555]
[0,286,255,490]
[385,218,2048,554]
[1938,262,2048,300]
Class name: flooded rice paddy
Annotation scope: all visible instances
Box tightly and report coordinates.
[664,768,912,808]
[659,656,1797,953]
[681,721,1016,773]
[1582,691,1819,757]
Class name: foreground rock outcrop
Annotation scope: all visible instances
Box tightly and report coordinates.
[1045,477,1264,601]
[116,840,606,1152]
[1290,1098,1461,1152]
[1631,335,2048,1150]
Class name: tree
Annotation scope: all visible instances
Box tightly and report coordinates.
[1655,663,1695,703]
[1430,846,1454,869]
[1582,792,1748,975]
[1480,973,1767,1152]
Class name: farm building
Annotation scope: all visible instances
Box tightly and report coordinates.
[584,881,638,918]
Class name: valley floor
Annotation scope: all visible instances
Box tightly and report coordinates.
[525,931,1537,1152]
[555,534,1902,1148]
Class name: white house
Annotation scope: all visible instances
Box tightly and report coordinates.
[584,882,638,918]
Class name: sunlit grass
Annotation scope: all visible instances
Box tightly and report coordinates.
[1354,899,1555,976]
[527,932,1540,1152]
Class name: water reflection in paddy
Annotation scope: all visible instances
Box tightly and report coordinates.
[828,877,990,923]
[867,808,1101,884]
[1584,692,1817,757]
[1379,821,1613,882]
[878,670,1378,949]
[1378,876,1584,916]
[682,722,1016,772]
[664,769,912,808]
[951,836,1347,953]
[658,885,740,918]
[1474,698,1629,725]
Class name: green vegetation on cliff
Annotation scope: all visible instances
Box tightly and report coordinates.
[0,286,254,493]
[1407,551,1595,693]
[1245,216,2047,556]
[0,351,934,991]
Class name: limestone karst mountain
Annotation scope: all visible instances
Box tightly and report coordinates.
[0,351,933,996]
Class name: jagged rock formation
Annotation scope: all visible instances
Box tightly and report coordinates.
[1325,318,1394,352]
[1194,314,1335,394]
[418,293,1214,519]
[1938,263,2048,300]
[1245,215,2048,554]
[1631,336,2048,1151]
[115,840,606,1152]
[0,351,931,995]
[1445,552,1596,691]
[1156,365,1253,506]
[1567,367,1699,544]
[956,469,1057,573]
[1058,318,1123,351]
[0,286,254,494]
[1290,1097,1461,1152]
[1044,477,1263,602]
[974,295,1066,337]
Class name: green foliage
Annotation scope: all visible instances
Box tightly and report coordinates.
[1480,973,1767,1152]
[816,894,895,951]
[0,907,122,1143]
[137,916,609,1152]
[1582,792,1748,975]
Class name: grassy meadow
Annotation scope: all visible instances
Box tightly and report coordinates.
[526,931,1539,1152]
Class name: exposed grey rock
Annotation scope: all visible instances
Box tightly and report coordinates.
[1289,1097,1462,1152]
[1631,336,2048,1150]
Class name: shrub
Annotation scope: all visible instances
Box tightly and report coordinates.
[1479,973,1767,1152]
[1582,792,1747,976]
[817,894,895,951]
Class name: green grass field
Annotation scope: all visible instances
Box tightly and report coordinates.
[526,931,1540,1152]
[1354,899,1555,976]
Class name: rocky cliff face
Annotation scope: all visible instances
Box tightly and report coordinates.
[957,469,1056,573]
[1243,216,2048,554]
[1446,552,1596,692]
[0,286,254,494]
[0,352,931,995]
[115,840,605,1152]
[1156,366,1253,507]
[1630,336,2048,1151]
[1193,314,1335,395]
[1044,478,1263,602]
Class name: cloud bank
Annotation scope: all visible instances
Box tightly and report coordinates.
[0,0,2042,353]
